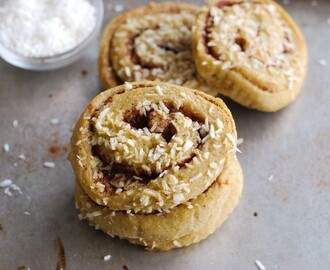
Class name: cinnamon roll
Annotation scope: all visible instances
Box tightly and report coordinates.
[192,0,307,112]
[99,2,218,96]
[69,81,243,250]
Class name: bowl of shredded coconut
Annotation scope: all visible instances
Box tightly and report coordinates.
[0,0,104,70]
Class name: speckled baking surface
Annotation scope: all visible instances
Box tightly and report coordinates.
[0,0,329,269]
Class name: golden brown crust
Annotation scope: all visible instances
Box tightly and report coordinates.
[98,2,218,96]
[69,81,243,250]
[192,0,308,112]
[75,155,243,251]
[68,81,238,213]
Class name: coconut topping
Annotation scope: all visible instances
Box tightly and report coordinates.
[74,85,233,212]
[205,2,302,92]
[111,11,200,86]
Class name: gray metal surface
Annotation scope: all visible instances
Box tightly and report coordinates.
[0,1,329,269]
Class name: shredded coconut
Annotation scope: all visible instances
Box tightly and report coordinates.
[125,67,131,77]
[12,119,18,127]
[103,254,111,261]
[173,193,185,203]
[183,140,193,152]
[1,180,22,196]
[255,260,266,270]
[206,2,301,92]
[124,82,133,91]
[237,138,244,146]
[4,187,12,196]
[173,240,182,247]
[43,161,56,168]
[155,85,164,96]
[10,184,22,195]
[190,173,203,182]
[210,163,218,169]
[0,179,12,188]
[319,59,327,66]
[111,11,199,86]
[0,0,96,58]
[3,143,10,152]
[50,118,59,125]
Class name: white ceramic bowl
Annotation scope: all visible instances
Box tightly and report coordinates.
[0,0,104,71]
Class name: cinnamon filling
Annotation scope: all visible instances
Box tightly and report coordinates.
[215,0,237,8]
[90,96,209,191]
[107,10,197,86]
[202,1,294,92]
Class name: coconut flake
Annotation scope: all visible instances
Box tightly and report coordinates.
[210,163,218,169]
[173,240,182,247]
[50,118,59,125]
[173,193,185,203]
[10,184,22,194]
[124,82,133,91]
[1,180,22,196]
[0,179,12,188]
[18,154,26,160]
[4,188,12,196]
[103,254,111,261]
[3,143,10,152]
[319,59,327,66]
[155,85,163,95]
[190,173,202,182]
[43,161,55,168]
[124,66,131,77]
[0,0,97,58]
[255,260,266,270]
[237,138,244,146]
[183,140,193,152]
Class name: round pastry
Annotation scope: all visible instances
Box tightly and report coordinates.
[68,81,243,250]
[69,81,238,213]
[99,2,218,96]
[75,155,243,251]
[192,0,307,112]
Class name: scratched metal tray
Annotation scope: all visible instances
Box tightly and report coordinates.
[0,0,329,269]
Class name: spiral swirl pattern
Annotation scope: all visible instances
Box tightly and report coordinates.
[69,81,243,250]
[69,82,238,213]
[193,0,307,111]
[99,2,217,95]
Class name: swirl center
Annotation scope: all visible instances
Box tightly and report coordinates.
[91,100,207,177]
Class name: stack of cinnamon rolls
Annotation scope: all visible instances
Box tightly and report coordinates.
[69,0,307,250]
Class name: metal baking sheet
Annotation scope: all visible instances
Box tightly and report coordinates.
[1,0,329,269]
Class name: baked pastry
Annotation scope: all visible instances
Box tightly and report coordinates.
[69,81,243,250]
[75,155,242,251]
[192,0,307,112]
[99,2,218,96]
